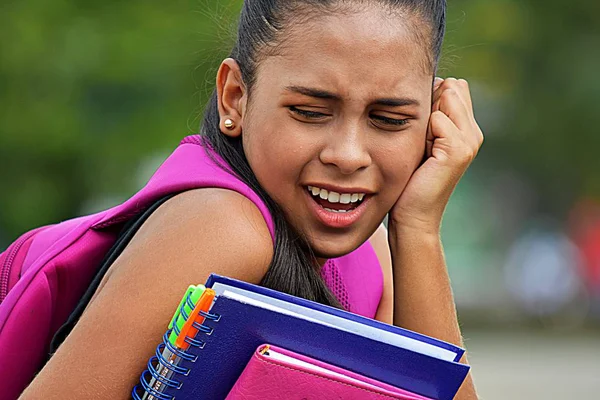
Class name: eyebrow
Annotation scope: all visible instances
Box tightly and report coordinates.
[284,85,420,107]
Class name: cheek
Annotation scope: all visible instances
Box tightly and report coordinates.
[378,134,426,195]
[242,123,308,199]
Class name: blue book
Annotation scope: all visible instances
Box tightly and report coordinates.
[134,274,470,400]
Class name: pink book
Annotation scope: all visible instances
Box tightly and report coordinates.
[226,344,433,400]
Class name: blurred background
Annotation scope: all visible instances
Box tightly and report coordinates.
[1,0,599,398]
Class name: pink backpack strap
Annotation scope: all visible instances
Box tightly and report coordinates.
[1,135,276,333]
[92,136,276,239]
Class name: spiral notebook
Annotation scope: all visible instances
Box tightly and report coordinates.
[132,274,469,400]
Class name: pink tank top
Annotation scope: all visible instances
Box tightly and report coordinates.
[182,136,384,318]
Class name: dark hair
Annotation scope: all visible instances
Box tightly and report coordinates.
[201,0,446,308]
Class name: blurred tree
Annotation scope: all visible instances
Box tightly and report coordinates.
[0,0,599,246]
[445,0,600,214]
[0,0,241,244]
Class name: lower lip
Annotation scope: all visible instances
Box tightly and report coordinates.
[305,190,370,229]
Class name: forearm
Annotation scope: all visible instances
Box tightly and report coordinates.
[388,223,477,400]
[388,224,460,341]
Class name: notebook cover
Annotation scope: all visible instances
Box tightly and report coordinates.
[206,274,464,362]
[170,295,469,400]
[226,344,432,400]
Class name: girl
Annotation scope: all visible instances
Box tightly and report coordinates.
[21,0,482,398]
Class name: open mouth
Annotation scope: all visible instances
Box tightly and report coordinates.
[306,186,366,213]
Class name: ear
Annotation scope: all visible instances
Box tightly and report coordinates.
[216,58,247,138]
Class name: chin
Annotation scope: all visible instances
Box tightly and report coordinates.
[307,235,367,260]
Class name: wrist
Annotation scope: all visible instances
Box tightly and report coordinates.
[388,215,442,237]
[387,220,442,253]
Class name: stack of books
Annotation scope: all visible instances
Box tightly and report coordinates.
[132,274,469,400]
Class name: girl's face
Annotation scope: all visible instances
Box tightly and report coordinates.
[233,8,433,259]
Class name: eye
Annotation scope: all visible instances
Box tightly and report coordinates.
[289,106,330,120]
[370,114,409,128]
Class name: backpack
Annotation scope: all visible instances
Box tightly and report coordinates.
[0,135,273,399]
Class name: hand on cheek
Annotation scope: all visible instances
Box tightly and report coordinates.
[389,77,484,234]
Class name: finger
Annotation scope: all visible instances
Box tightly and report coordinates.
[439,79,482,149]
[433,77,444,92]
[456,79,474,118]
[426,121,434,158]
[445,78,474,119]
[430,111,479,165]
[433,78,473,119]
[435,88,472,131]
[429,110,462,141]
[432,79,444,108]
[430,77,444,110]
[426,109,460,159]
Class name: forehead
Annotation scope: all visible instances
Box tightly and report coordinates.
[255,7,432,99]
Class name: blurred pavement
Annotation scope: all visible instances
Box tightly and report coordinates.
[465,330,600,399]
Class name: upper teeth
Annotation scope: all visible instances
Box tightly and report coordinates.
[307,186,365,204]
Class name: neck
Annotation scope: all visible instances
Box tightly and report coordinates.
[316,257,328,269]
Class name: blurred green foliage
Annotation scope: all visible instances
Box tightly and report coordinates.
[444,0,600,213]
[0,0,599,245]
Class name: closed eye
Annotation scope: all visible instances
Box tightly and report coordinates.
[370,114,409,127]
[289,106,330,120]
[289,106,410,128]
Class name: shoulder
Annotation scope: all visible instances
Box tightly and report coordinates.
[126,188,274,283]
[146,187,273,243]
[88,187,274,315]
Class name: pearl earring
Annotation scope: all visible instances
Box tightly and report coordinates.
[224,119,235,130]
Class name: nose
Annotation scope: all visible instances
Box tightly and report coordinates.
[318,124,372,175]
